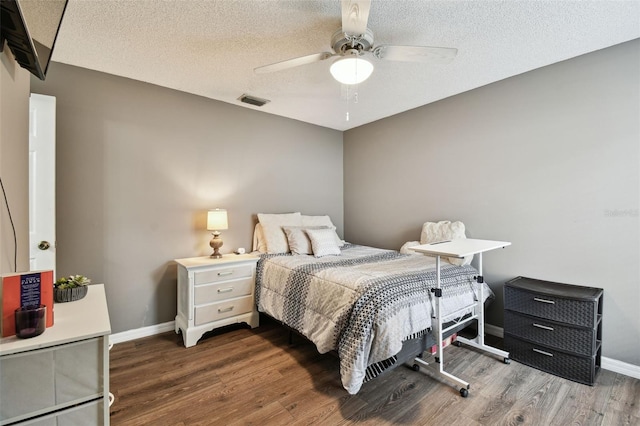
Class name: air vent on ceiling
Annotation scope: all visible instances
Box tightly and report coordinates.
[239,94,270,107]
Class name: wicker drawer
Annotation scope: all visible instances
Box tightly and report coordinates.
[194,277,253,305]
[194,296,254,326]
[505,335,600,386]
[504,285,599,328]
[194,264,253,285]
[504,310,599,356]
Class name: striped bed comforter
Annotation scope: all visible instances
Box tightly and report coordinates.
[255,244,491,394]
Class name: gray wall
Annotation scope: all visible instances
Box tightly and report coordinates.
[0,47,30,274]
[31,63,343,334]
[344,40,640,365]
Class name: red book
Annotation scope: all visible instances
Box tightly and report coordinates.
[1,270,54,337]
[428,333,457,355]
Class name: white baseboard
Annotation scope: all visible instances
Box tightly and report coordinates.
[109,321,640,380]
[601,357,640,379]
[484,324,640,379]
[109,321,176,345]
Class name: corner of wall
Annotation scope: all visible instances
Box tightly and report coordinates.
[0,47,31,274]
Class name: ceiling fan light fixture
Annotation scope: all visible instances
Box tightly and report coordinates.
[330,55,373,85]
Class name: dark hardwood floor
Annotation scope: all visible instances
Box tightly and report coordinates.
[109,316,639,425]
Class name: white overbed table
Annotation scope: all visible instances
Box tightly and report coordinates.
[410,238,511,397]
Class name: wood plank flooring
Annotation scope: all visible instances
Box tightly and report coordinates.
[109,316,639,425]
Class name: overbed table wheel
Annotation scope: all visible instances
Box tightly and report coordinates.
[504,358,511,364]
[460,388,469,398]
[411,363,420,372]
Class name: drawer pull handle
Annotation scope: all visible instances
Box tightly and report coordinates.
[532,323,554,331]
[218,306,234,313]
[218,271,234,277]
[533,348,554,357]
[533,297,555,304]
[218,287,234,293]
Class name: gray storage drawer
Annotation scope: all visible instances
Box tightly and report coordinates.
[504,310,599,356]
[0,350,55,422]
[504,286,599,328]
[0,339,102,425]
[504,335,601,386]
[18,399,103,426]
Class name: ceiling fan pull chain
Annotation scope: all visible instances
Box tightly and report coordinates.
[345,85,350,121]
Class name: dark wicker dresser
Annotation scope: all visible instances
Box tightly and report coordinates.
[503,276,603,385]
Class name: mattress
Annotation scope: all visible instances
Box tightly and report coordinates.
[255,244,492,394]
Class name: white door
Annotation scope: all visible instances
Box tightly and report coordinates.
[29,94,56,275]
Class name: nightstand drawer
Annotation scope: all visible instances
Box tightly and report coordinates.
[194,278,253,305]
[505,335,600,386]
[504,286,598,327]
[504,310,598,356]
[194,296,254,326]
[194,264,253,285]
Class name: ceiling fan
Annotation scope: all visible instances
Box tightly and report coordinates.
[254,0,457,85]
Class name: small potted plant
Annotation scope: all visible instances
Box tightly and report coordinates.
[54,275,91,302]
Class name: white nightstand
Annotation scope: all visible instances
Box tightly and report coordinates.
[174,254,260,348]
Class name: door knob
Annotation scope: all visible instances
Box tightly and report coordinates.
[38,241,51,250]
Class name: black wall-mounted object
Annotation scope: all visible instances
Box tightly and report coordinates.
[0,0,68,80]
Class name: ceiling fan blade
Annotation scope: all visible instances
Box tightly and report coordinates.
[373,45,458,64]
[254,52,334,74]
[341,0,371,36]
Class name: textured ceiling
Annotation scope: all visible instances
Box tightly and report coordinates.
[51,0,640,131]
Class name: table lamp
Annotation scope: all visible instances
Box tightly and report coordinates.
[207,209,228,258]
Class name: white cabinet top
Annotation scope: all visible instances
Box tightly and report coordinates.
[410,238,511,258]
[0,284,111,356]
[175,254,260,269]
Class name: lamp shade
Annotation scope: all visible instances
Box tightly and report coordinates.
[207,209,228,231]
[330,55,374,85]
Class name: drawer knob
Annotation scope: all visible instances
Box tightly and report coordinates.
[218,306,234,313]
[218,271,234,277]
[532,348,554,357]
[218,287,234,293]
[533,297,555,304]
[532,323,554,331]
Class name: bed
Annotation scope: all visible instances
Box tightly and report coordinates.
[252,213,499,395]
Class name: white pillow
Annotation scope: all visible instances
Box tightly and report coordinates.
[257,212,302,254]
[252,223,267,253]
[282,226,329,255]
[301,215,334,227]
[400,241,421,254]
[420,221,473,266]
[305,228,341,257]
[301,215,345,247]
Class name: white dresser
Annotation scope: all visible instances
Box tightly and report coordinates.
[174,254,260,348]
[0,284,111,425]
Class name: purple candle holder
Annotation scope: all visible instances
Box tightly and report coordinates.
[15,305,46,339]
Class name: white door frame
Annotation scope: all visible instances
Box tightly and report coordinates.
[29,93,56,275]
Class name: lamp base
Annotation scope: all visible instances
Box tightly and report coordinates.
[210,232,223,258]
